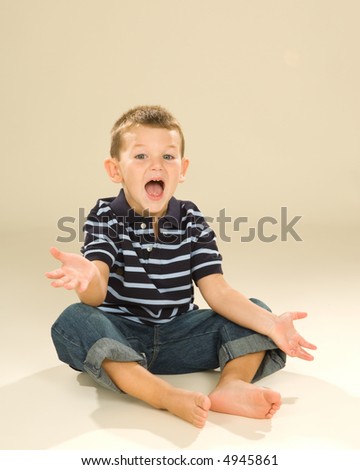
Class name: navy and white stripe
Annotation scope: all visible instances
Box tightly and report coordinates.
[81,189,222,324]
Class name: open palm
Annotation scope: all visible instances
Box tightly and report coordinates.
[268,311,317,361]
[45,247,97,293]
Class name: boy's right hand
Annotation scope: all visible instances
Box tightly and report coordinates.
[45,246,98,293]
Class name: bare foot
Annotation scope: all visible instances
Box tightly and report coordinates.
[162,389,211,428]
[209,380,281,419]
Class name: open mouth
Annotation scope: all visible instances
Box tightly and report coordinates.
[145,179,165,199]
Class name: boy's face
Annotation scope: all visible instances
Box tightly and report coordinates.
[106,125,189,217]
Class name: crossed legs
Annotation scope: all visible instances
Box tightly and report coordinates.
[102,359,211,428]
[102,351,282,428]
[52,303,283,428]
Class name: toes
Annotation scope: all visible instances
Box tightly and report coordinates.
[193,415,207,428]
[196,394,211,411]
[194,420,205,428]
[192,394,209,427]
[265,403,281,418]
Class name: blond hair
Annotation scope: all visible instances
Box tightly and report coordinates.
[110,105,185,159]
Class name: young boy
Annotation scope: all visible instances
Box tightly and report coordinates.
[46,105,316,428]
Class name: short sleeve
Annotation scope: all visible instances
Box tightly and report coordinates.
[189,207,223,284]
[81,200,122,269]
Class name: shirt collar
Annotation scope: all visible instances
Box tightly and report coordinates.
[109,189,181,227]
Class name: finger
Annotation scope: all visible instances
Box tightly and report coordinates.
[51,274,73,288]
[296,348,315,361]
[50,279,66,288]
[49,246,61,258]
[77,278,89,293]
[290,311,308,321]
[63,279,79,290]
[49,246,67,263]
[57,274,77,290]
[288,340,316,361]
[45,269,64,279]
[300,339,317,350]
[296,334,317,351]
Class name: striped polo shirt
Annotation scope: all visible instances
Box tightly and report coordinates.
[81,189,223,324]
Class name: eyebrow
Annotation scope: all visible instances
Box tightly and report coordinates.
[132,144,179,151]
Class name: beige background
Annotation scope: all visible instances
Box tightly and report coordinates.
[0,0,359,452]
[1,0,359,233]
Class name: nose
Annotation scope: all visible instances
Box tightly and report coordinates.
[149,156,164,171]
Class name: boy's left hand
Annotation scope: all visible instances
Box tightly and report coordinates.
[267,312,317,361]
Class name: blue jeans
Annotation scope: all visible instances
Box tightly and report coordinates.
[51,299,286,393]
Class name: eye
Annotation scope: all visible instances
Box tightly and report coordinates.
[163,154,175,161]
[135,153,147,160]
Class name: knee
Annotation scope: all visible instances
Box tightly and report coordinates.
[51,303,102,342]
[52,302,98,327]
[51,303,100,370]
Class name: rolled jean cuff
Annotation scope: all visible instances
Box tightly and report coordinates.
[219,333,286,382]
[83,338,147,393]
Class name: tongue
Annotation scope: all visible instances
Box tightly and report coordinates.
[145,181,163,197]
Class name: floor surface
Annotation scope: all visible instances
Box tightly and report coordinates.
[1,225,359,452]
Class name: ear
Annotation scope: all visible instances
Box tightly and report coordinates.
[179,157,190,183]
[104,157,123,183]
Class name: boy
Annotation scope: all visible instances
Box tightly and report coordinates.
[46,105,316,428]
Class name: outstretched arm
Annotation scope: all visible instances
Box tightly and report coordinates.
[45,246,110,306]
[197,274,317,361]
